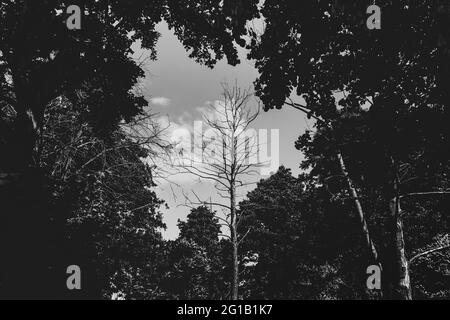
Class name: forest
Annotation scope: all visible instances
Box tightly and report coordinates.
[0,1,449,300]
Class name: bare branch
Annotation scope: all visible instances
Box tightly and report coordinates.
[400,191,450,199]
[409,245,450,264]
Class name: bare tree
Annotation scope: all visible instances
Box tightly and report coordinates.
[171,83,263,300]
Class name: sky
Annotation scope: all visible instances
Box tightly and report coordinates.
[137,22,308,239]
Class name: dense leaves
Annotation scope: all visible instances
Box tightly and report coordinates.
[37,98,166,299]
[0,0,259,299]
[157,207,231,300]
[249,0,450,299]
[0,1,448,300]
[239,167,370,299]
[0,0,260,169]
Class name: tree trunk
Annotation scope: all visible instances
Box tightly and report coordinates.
[337,152,380,264]
[230,183,239,300]
[390,196,412,300]
[15,108,40,168]
[389,159,413,300]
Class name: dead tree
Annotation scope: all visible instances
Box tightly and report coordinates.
[172,83,263,300]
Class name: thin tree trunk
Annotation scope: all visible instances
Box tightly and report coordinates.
[337,152,380,264]
[230,182,239,300]
[14,108,40,168]
[390,171,412,300]
[285,102,383,295]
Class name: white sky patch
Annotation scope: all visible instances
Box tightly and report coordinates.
[150,96,171,107]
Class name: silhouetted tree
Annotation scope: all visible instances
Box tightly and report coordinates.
[249,0,450,299]
[0,0,259,298]
[159,206,229,300]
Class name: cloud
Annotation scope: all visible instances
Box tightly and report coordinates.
[150,96,171,107]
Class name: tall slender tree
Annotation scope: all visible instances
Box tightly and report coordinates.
[173,84,262,300]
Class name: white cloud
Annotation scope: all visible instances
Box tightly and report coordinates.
[150,97,171,107]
